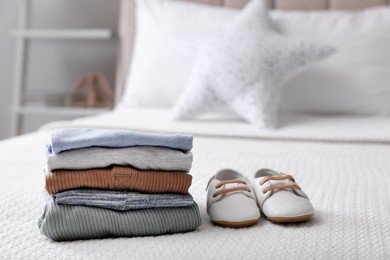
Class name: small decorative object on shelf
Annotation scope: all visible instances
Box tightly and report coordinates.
[65,72,114,109]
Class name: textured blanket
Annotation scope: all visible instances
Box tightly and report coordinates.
[54,189,194,210]
[41,107,390,144]
[47,128,193,154]
[39,197,201,241]
[46,146,193,172]
[46,166,192,194]
[1,111,390,259]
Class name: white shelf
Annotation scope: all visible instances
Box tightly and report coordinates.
[16,107,110,116]
[10,0,117,136]
[10,29,113,39]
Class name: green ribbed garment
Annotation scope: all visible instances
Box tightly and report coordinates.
[38,198,201,241]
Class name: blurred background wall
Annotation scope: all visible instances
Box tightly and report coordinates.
[0,0,120,140]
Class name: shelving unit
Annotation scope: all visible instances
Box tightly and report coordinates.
[16,107,110,117]
[10,29,113,39]
[10,0,115,136]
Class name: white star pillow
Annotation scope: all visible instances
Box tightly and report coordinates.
[172,0,336,128]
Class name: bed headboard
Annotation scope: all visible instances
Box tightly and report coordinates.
[114,0,390,103]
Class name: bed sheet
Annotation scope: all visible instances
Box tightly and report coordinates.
[1,109,389,259]
[41,107,390,144]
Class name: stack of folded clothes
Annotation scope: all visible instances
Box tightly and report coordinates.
[38,128,201,241]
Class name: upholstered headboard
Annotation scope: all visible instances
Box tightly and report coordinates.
[114,0,390,102]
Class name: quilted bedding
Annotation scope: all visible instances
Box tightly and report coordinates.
[1,108,389,259]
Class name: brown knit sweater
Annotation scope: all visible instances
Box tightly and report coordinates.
[46,166,192,195]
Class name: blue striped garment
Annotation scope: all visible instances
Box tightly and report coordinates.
[54,189,194,211]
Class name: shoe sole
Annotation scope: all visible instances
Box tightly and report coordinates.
[212,219,259,228]
[267,214,313,223]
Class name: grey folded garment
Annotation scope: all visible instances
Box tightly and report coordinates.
[54,189,194,210]
[46,146,193,172]
[39,197,201,241]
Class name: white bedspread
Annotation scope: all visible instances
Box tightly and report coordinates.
[41,107,390,144]
[1,109,390,259]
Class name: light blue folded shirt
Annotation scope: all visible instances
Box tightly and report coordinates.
[46,128,193,154]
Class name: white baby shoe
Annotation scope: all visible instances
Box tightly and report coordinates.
[253,169,314,222]
[206,169,260,228]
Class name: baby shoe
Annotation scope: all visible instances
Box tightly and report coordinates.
[206,169,260,228]
[253,169,314,222]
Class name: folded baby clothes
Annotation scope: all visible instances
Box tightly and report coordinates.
[39,197,201,241]
[46,146,193,172]
[47,128,193,154]
[39,128,200,241]
[54,189,194,210]
[46,166,192,194]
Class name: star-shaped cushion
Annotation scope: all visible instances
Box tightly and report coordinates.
[172,0,336,128]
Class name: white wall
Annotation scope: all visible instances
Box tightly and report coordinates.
[0,0,120,140]
[0,0,17,140]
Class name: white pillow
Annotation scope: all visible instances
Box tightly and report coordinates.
[172,0,335,128]
[275,8,390,115]
[121,0,236,108]
[121,0,390,116]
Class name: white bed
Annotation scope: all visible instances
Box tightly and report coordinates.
[1,109,389,259]
[1,0,390,259]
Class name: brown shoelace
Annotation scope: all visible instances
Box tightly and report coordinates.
[213,179,250,197]
[261,175,301,194]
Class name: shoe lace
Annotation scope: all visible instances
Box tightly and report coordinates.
[213,179,250,198]
[260,175,301,194]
